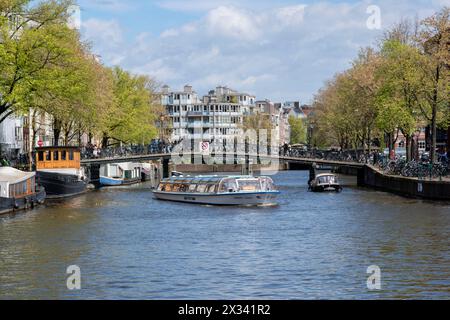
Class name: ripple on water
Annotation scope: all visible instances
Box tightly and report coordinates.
[0,172,449,299]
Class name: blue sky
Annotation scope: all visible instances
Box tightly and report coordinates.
[77,0,449,103]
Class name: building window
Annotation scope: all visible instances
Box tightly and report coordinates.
[15,127,22,141]
[419,141,426,150]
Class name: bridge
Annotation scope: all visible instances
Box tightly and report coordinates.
[81,153,365,186]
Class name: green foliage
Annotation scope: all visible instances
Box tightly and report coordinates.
[1,0,162,148]
[288,116,307,144]
[0,0,75,119]
[311,7,449,159]
[102,67,161,146]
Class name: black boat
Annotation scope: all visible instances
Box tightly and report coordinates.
[0,167,46,215]
[35,147,88,199]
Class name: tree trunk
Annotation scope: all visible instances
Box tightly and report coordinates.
[102,134,109,149]
[53,118,62,146]
[405,134,411,162]
[64,130,70,146]
[430,66,440,164]
[388,132,394,156]
[431,110,437,163]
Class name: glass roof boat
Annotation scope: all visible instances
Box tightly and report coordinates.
[153,175,280,206]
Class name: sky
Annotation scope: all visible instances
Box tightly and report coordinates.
[76,0,449,103]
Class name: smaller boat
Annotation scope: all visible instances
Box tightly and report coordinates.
[0,167,46,215]
[100,162,142,186]
[309,173,342,192]
[153,175,280,206]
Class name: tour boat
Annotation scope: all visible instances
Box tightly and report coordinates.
[309,173,342,192]
[99,162,142,186]
[153,175,280,206]
[0,167,46,215]
[35,147,88,199]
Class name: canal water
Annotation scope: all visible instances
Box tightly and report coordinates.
[0,171,449,299]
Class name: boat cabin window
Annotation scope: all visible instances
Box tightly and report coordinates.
[219,179,238,193]
[158,183,167,191]
[36,147,80,170]
[318,176,337,184]
[207,184,217,193]
[8,177,35,198]
[188,184,197,192]
[237,180,259,192]
[197,184,208,193]
[260,177,275,191]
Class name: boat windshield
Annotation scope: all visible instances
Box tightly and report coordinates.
[260,177,276,191]
[219,178,239,193]
[237,179,260,192]
[318,175,338,184]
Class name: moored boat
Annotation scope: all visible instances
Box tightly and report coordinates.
[100,162,142,186]
[35,147,88,199]
[309,173,342,192]
[0,167,46,215]
[153,175,280,206]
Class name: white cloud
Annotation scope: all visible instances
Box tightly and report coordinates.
[79,0,137,13]
[156,0,267,12]
[82,19,125,64]
[83,1,448,102]
[205,6,260,40]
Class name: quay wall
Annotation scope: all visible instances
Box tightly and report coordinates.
[360,165,450,200]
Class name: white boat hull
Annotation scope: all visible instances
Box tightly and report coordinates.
[153,191,280,206]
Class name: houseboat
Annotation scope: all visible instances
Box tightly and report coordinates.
[35,147,88,199]
[309,173,342,193]
[99,162,142,186]
[0,167,46,215]
[153,175,280,206]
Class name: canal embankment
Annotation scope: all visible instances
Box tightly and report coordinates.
[359,165,450,200]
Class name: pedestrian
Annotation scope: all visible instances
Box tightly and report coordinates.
[93,145,98,158]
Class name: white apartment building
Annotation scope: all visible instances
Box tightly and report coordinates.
[161,85,256,147]
[0,115,24,158]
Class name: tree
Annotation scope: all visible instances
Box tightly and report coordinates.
[416,7,450,163]
[289,116,306,145]
[101,67,161,147]
[376,39,424,161]
[0,0,75,124]
[242,111,274,155]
